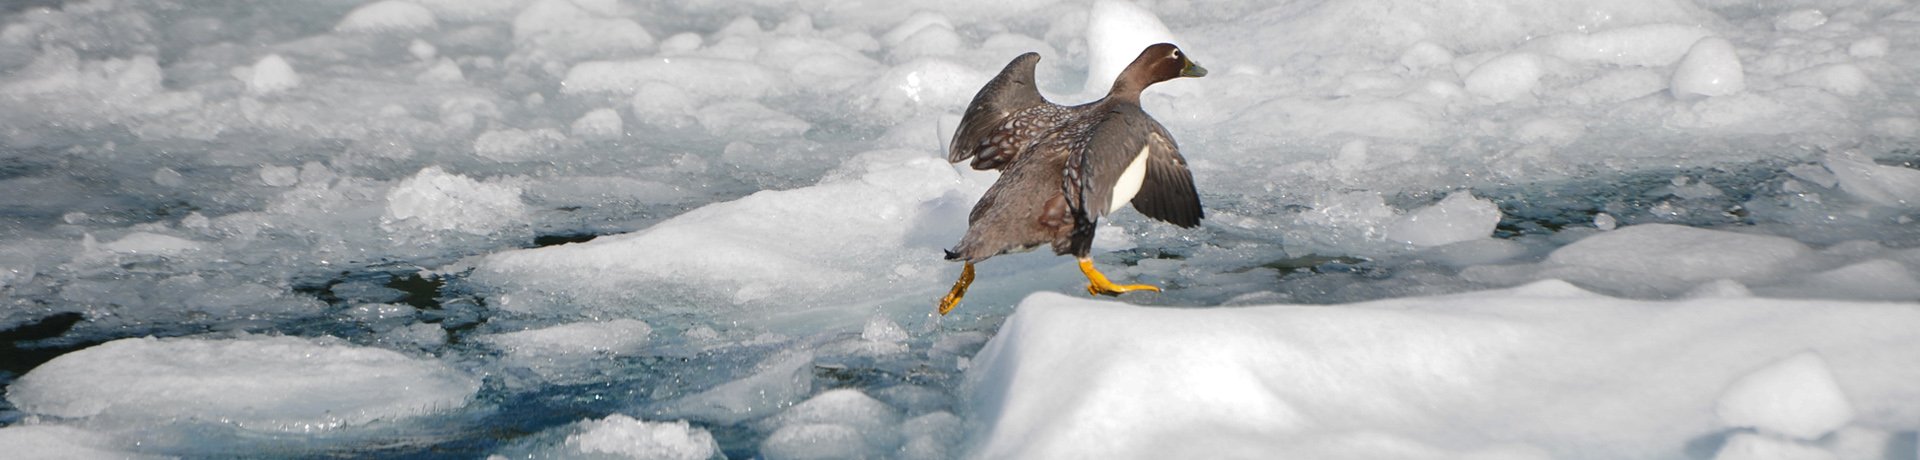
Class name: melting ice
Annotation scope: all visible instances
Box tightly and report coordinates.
[0,0,1917,458]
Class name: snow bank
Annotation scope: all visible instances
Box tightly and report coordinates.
[7,335,478,432]
[1715,352,1853,440]
[963,282,1920,459]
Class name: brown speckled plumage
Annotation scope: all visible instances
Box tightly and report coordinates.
[945,43,1206,263]
[936,43,1207,315]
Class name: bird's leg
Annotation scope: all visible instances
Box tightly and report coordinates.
[1078,257,1160,297]
[937,262,975,315]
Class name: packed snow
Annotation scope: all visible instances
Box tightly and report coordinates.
[0,0,1917,458]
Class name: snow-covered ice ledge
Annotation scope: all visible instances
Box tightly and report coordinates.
[962,280,1920,459]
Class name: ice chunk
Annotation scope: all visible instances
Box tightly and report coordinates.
[1530,24,1709,67]
[1717,352,1854,440]
[1671,37,1744,99]
[761,424,866,460]
[408,39,436,61]
[245,54,300,95]
[470,150,983,328]
[1848,37,1889,58]
[7,335,477,431]
[1563,68,1667,105]
[763,388,900,428]
[1545,224,1809,283]
[473,127,567,162]
[570,107,623,140]
[1714,432,1837,460]
[334,0,437,34]
[883,14,961,62]
[1773,9,1827,32]
[1594,212,1618,230]
[856,58,991,120]
[564,415,720,460]
[512,0,654,62]
[99,231,203,256]
[380,166,528,238]
[659,32,702,55]
[1383,192,1502,247]
[478,319,653,378]
[1783,63,1869,97]
[0,425,167,460]
[562,58,778,101]
[1082,0,1180,95]
[416,58,465,84]
[1396,41,1454,74]
[694,101,809,139]
[1823,151,1920,208]
[654,350,815,425]
[1464,52,1544,103]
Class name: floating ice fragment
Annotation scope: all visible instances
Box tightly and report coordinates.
[1671,37,1744,99]
[1783,63,1869,97]
[1823,151,1920,208]
[335,0,437,34]
[1773,9,1827,32]
[101,232,202,255]
[1713,432,1837,460]
[656,350,815,425]
[7,335,477,432]
[1530,24,1709,67]
[512,0,654,62]
[380,166,527,237]
[1594,212,1617,231]
[1848,37,1888,58]
[1384,192,1502,248]
[246,54,299,95]
[570,107,623,140]
[761,424,866,460]
[1548,224,1810,282]
[564,415,719,460]
[473,128,566,162]
[259,164,299,187]
[1464,52,1544,103]
[416,58,465,84]
[1396,41,1454,74]
[408,39,436,61]
[1716,352,1854,440]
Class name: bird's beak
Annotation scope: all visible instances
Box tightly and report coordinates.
[1181,60,1208,78]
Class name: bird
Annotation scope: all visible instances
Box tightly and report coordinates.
[937,43,1207,315]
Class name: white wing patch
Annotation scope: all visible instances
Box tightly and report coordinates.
[1108,143,1153,215]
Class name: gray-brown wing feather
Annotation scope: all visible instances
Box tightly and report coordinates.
[1067,107,1203,227]
[948,52,1049,171]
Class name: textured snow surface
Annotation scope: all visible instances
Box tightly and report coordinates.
[965,283,1920,459]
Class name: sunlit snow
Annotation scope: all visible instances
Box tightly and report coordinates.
[0,0,1917,458]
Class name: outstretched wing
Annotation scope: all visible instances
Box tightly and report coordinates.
[948,52,1050,171]
[1066,106,1203,227]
